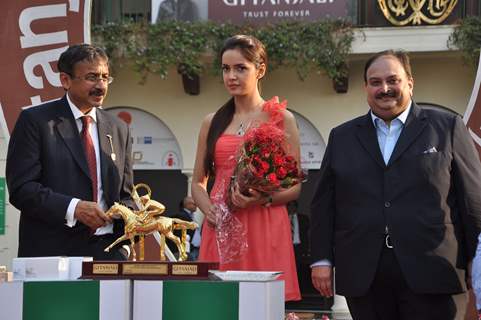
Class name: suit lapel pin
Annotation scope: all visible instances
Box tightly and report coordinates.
[106,134,116,161]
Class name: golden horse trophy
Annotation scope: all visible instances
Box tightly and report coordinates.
[104,183,198,261]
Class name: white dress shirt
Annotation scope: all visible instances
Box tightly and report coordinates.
[64,93,112,235]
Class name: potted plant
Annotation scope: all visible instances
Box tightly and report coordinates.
[449,16,481,67]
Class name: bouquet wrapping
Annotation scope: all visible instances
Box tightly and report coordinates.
[212,182,248,265]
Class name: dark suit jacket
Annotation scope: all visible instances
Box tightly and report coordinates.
[310,103,481,297]
[6,96,134,257]
[165,209,195,253]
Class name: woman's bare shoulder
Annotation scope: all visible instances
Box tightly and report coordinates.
[282,109,296,124]
[200,113,216,130]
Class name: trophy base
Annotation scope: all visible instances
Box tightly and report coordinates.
[80,261,219,280]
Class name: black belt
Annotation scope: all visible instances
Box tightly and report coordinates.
[384,234,393,249]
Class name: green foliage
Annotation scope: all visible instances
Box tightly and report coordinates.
[92,20,354,83]
[449,16,481,67]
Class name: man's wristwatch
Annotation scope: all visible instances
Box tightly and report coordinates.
[263,195,273,207]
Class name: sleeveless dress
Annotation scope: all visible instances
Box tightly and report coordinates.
[199,97,301,301]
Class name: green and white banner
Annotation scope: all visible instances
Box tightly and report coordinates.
[133,280,284,320]
[0,279,283,320]
[0,280,131,320]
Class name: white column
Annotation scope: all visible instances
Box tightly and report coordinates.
[182,169,204,226]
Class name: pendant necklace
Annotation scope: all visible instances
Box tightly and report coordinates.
[236,120,252,136]
[235,100,264,136]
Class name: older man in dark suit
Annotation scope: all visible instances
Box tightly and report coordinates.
[6,44,134,260]
[310,50,481,319]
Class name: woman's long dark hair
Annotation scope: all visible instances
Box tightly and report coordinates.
[203,35,267,177]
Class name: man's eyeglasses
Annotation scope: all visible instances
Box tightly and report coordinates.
[70,74,114,84]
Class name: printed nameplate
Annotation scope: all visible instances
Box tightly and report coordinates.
[93,263,119,275]
[123,263,168,275]
[172,264,198,275]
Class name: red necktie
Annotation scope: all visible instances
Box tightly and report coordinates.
[81,116,98,203]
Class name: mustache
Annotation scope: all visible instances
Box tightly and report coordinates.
[375,90,397,99]
[90,88,105,97]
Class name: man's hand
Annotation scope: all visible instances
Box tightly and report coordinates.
[74,201,111,230]
[311,265,333,297]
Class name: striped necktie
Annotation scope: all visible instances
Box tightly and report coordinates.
[81,115,98,202]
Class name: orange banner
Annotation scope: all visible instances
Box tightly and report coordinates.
[0,0,91,135]
[464,52,481,159]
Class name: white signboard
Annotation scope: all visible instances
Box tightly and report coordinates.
[293,112,325,170]
[107,107,183,170]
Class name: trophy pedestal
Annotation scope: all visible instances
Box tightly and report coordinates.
[81,261,219,280]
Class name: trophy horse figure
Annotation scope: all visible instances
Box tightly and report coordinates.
[104,183,198,261]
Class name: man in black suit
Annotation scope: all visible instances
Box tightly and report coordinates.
[6,44,134,260]
[310,50,481,319]
[166,196,200,261]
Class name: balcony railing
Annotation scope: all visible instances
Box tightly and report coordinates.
[358,0,479,27]
[92,0,151,24]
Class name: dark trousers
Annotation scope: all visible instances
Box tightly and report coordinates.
[346,247,467,320]
[188,246,200,261]
[87,234,127,261]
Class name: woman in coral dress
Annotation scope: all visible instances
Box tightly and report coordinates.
[191,35,301,301]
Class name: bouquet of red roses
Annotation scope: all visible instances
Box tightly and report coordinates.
[228,117,304,210]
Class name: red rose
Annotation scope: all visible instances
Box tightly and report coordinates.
[277,167,287,178]
[274,154,284,166]
[258,147,269,158]
[260,160,270,172]
[267,172,280,185]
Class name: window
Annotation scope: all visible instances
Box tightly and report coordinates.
[91,0,151,25]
